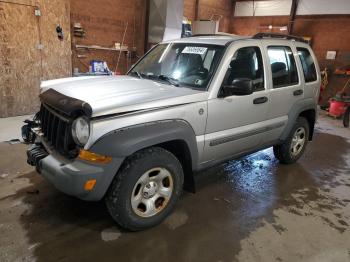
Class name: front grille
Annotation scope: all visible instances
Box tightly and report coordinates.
[39,104,78,158]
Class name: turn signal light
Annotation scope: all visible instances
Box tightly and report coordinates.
[84,179,96,191]
[78,150,112,164]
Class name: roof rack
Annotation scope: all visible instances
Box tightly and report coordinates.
[188,34,234,38]
[252,33,308,43]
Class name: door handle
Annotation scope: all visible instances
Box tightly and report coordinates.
[293,89,303,96]
[253,97,268,104]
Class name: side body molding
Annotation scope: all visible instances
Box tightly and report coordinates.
[90,120,199,169]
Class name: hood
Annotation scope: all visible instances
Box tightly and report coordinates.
[40,76,208,117]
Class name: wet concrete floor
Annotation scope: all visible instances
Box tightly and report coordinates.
[0,113,349,262]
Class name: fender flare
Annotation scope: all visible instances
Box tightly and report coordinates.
[90,120,199,170]
[280,98,317,141]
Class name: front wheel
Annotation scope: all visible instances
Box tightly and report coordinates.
[105,147,184,231]
[273,117,310,164]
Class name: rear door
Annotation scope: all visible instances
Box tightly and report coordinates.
[260,41,304,144]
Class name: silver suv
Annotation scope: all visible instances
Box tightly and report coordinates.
[26,33,320,231]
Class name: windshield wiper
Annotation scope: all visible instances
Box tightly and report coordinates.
[157,75,179,87]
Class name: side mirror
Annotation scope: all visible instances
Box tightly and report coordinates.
[220,78,253,97]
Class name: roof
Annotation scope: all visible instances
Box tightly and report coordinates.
[162,34,249,46]
[162,33,309,46]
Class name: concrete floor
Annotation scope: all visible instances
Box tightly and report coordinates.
[0,112,349,262]
[0,115,33,142]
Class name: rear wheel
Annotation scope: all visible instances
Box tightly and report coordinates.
[273,117,309,164]
[105,147,184,231]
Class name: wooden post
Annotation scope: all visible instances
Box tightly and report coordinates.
[195,0,200,20]
[288,0,298,34]
[144,0,150,53]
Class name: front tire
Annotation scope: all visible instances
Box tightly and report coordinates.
[273,117,310,164]
[105,147,184,231]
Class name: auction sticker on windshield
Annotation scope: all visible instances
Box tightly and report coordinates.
[182,46,207,55]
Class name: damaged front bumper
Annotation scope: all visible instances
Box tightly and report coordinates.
[26,143,124,201]
[27,144,49,173]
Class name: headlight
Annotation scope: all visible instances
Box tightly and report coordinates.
[72,116,90,146]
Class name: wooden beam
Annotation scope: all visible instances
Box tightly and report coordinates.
[232,0,236,18]
[288,0,298,34]
[144,0,150,53]
[229,0,237,33]
[195,0,200,20]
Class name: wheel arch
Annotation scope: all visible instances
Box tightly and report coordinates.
[280,99,317,141]
[90,120,198,192]
[156,139,195,192]
[299,109,316,140]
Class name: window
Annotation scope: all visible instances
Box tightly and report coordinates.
[203,50,216,71]
[223,46,265,92]
[267,46,299,88]
[297,47,317,82]
[129,43,224,90]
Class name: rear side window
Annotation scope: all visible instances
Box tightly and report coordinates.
[267,46,299,88]
[297,47,317,82]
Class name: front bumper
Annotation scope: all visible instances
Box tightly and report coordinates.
[27,144,124,201]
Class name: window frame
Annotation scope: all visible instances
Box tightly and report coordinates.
[219,45,266,94]
[267,45,300,89]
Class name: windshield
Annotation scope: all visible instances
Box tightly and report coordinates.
[129,43,224,89]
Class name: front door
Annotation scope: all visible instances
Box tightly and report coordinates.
[202,42,270,163]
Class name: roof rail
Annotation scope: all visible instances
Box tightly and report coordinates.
[188,34,234,38]
[252,33,308,43]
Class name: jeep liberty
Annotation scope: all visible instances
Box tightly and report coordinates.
[26,33,320,231]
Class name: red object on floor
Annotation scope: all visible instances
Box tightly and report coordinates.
[329,99,348,117]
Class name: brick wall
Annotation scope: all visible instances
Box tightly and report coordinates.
[184,0,233,32]
[70,0,146,74]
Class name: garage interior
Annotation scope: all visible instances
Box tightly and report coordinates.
[0,0,350,261]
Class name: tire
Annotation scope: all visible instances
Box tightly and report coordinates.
[343,106,350,128]
[105,147,184,231]
[273,117,310,164]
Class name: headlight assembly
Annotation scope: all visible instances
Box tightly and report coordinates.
[71,116,90,146]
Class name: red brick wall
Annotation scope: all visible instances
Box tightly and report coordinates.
[231,15,350,103]
[231,16,290,35]
[70,0,146,74]
[184,0,233,32]
[184,0,196,21]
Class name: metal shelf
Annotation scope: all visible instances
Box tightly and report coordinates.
[76,44,128,52]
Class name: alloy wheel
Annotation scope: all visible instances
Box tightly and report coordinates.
[131,167,174,217]
[290,127,306,157]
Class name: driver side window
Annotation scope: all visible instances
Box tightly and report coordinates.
[222,46,265,92]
